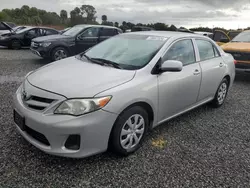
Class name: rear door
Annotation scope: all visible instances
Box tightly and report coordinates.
[99,28,118,42]
[75,27,99,54]
[195,39,226,101]
[213,30,230,46]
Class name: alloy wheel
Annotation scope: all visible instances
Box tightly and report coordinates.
[217,82,227,104]
[120,114,145,150]
[54,50,67,61]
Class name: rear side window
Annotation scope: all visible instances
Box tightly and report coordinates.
[163,39,196,66]
[100,28,116,36]
[196,39,218,61]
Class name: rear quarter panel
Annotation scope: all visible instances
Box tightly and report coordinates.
[221,51,235,88]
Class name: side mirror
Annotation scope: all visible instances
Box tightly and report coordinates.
[220,38,230,43]
[160,60,183,72]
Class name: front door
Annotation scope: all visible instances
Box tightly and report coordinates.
[23,28,40,46]
[158,39,201,122]
[195,39,226,101]
[75,27,99,54]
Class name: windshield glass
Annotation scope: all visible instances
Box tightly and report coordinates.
[13,26,26,32]
[63,26,85,36]
[231,31,250,42]
[82,34,167,70]
[16,27,32,34]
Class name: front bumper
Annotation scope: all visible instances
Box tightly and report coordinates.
[0,38,10,47]
[235,61,250,72]
[30,46,51,58]
[13,84,118,158]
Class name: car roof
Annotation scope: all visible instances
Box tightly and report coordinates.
[123,31,208,39]
[75,24,119,29]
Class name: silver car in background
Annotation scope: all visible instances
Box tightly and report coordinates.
[13,31,235,158]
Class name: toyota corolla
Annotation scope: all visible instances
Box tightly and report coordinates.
[13,31,235,158]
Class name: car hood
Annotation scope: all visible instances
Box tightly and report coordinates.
[27,57,136,98]
[0,22,13,32]
[32,34,73,42]
[0,30,11,35]
[221,42,250,53]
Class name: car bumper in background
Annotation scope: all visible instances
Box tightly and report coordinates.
[30,48,41,57]
[235,61,250,72]
[13,84,118,158]
[30,46,51,58]
[0,39,10,47]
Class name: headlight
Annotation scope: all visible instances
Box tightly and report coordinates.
[41,42,51,47]
[54,96,112,116]
[0,36,7,40]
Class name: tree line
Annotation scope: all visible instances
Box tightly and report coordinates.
[0,5,244,32]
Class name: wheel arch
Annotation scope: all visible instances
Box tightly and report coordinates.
[108,101,155,148]
[224,75,231,86]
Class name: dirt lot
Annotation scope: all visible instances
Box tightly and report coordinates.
[1,48,250,188]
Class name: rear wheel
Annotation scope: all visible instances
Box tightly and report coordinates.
[110,106,149,156]
[211,78,229,108]
[51,47,69,61]
[10,40,21,50]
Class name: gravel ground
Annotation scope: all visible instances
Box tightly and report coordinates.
[1,48,250,188]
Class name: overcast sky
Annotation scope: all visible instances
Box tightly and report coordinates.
[1,0,250,29]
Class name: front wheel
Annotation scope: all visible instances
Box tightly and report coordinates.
[211,78,229,108]
[51,47,69,61]
[109,106,149,156]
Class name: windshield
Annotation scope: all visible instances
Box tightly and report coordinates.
[82,34,167,70]
[62,26,85,36]
[13,26,26,32]
[231,31,250,42]
[16,27,32,34]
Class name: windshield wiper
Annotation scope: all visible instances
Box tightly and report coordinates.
[81,54,105,66]
[91,58,123,69]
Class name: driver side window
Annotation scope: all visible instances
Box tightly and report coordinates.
[163,39,196,66]
[79,27,99,39]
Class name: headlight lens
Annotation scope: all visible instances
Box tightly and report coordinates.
[0,36,7,40]
[41,42,51,47]
[54,96,112,116]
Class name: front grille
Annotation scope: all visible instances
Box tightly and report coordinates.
[225,51,250,61]
[23,95,55,111]
[26,126,50,146]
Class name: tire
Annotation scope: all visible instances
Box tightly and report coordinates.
[10,40,21,50]
[109,106,149,156]
[210,78,229,108]
[51,47,69,61]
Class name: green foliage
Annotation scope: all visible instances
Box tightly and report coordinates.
[0,4,244,32]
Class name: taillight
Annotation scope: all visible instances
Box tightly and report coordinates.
[234,60,237,64]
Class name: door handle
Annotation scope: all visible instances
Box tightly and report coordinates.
[219,62,224,67]
[193,69,200,75]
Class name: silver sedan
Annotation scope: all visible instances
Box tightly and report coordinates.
[13,31,235,158]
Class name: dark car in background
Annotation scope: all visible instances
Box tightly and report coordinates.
[0,22,59,49]
[131,26,155,32]
[0,25,28,35]
[30,25,122,61]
